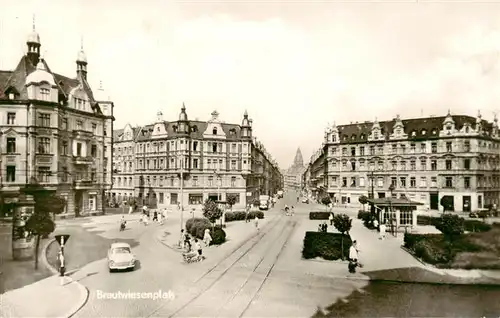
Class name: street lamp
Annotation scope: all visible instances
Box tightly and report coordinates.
[388,183,395,236]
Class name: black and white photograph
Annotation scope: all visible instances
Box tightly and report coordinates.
[1,0,500,317]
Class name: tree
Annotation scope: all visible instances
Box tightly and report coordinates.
[358,195,368,211]
[320,196,331,212]
[226,195,237,211]
[333,214,352,260]
[440,196,454,214]
[22,181,65,269]
[435,214,464,241]
[202,199,223,228]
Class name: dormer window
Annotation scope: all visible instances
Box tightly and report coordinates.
[212,127,218,135]
[446,124,452,130]
[465,126,470,133]
[411,130,417,136]
[351,134,356,140]
[229,128,236,136]
[332,135,336,142]
[172,125,177,132]
[432,129,437,135]
[8,93,15,100]
[191,125,198,133]
[157,127,160,132]
[373,132,379,139]
[422,129,426,135]
[343,135,348,141]
[40,88,50,101]
[360,134,365,140]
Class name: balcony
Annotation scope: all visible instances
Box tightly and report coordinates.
[72,130,93,139]
[73,179,96,189]
[73,156,93,165]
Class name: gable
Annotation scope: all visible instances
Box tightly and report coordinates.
[122,124,135,141]
[151,122,168,138]
[203,122,226,139]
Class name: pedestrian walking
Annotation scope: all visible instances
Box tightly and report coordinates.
[158,210,163,225]
[329,213,334,226]
[245,205,251,223]
[203,228,212,247]
[379,222,386,240]
[254,216,259,231]
[128,204,133,214]
[142,213,149,226]
[194,238,202,256]
[183,231,191,251]
[373,218,379,231]
[153,210,158,222]
[348,240,359,273]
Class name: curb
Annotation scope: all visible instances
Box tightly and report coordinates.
[42,237,89,318]
[156,229,184,253]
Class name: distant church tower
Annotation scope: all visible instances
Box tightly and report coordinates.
[293,148,304,167]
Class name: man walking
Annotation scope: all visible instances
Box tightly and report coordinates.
[329,213,334,226]
[348,240,359,273]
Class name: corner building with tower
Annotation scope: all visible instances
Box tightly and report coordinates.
[0,25,115,218]
[303,112,500,212]
[110,106,282,209]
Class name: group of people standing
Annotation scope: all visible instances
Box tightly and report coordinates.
[140,205,168,226]
[180,228,212,257]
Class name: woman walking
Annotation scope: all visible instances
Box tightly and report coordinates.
[254,216,259,231]
[203,228,212,247]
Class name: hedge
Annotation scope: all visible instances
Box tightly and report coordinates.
[185,217,226,245]
[309,212,331,220]
[357,210,376,229]
[225,211,264,222]
[302,231,352,261]
[417,215,492,233]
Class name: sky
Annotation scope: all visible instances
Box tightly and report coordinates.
[1,0,500,169]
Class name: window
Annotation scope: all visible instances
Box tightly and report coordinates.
[40,88,50,100]
[392,144,397,153]
[464,159,470,170]
[359,177,365,187]
[360,147,365,156]
[401,145,406,154]
[91,145,97,157]
[76,120,83,130]
[342,177,347,187]
[400,210,412,226]
[431,160,437,171]
[193,158,199,169]
[331,147,337,155]
[37,137,51,154]
[61,167,68,182]
[350,177,356,187]
[6,166,16,182]
[6,138,16,153]
[62,141,68,155]
[391,161,397,170]
[92,123,97,134]
[212,127,217,135]
[410,177,416,188]
[189,194,203,205]
[38,113,51,127]
[159,193,164,204]
[231,160,237,170]
[170,193,178,204]
[445,159,452,170]
[425,176,433,188]
[377,145,383,154]
[207,159,212,169]
[373,131,379,139]
[193,176,198,187]
[410,160,416,170]
[351,147,356,156]
[400,161,406,171]
[410,143,416,153]
[377,161,383,170]
[420,177,427,187]
[7,112,15,125]
[464,141,470,152]
[420,159,427,170]
[61,118,68,130]
[231,176,236,187]
[208,176,213,186]
[37,166,51,182]
[400,177,406,188]
[464,177,471,189]
[377,177,384,187]
[431,142,437,153]
[231,143,236,153]
[193,141,198,151]
[212,143,217,153]
[391,177,397,187]
[445,177,453,188]
[76,142,82,156]
[370,146,375,155]
[170,177,174,187]
[446,142,452,152]
[351,161,356,171]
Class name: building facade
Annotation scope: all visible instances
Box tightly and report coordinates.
[304,112,500,212]
[283,148,306,190]
[108,107,282,209]
[0,26,114,217]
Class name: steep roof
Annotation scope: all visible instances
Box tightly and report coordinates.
[113,126,141,143]
[0,55,97,106]
[337,115,494,143]
[134,120,243,141]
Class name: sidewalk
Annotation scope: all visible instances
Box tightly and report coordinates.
[0,274,88,318]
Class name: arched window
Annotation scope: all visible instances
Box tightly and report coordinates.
[213,127,218,135]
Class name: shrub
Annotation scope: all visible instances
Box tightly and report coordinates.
[185,217,211,239]
[302,231,352,261]
[357,210,375,229]
[225,211,264,222]
[403,233,427,249]
[309,212,330,220]
[413,239,453,265]
[435,214,465,239]
[463,220,492,233]
[203,199,222,224]
[210,226,226,245]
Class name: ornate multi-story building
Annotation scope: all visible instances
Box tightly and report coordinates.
[108,106,282,209]
[283,148,306,190]
[0,25,114,217]
[304,112,500,212]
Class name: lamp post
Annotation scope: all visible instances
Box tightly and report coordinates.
[388,183,395,236]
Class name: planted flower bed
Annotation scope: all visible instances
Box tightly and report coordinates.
[185,217,226,245]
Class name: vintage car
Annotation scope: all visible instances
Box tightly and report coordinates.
[107,242,136,272]
[301,198,309,204]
